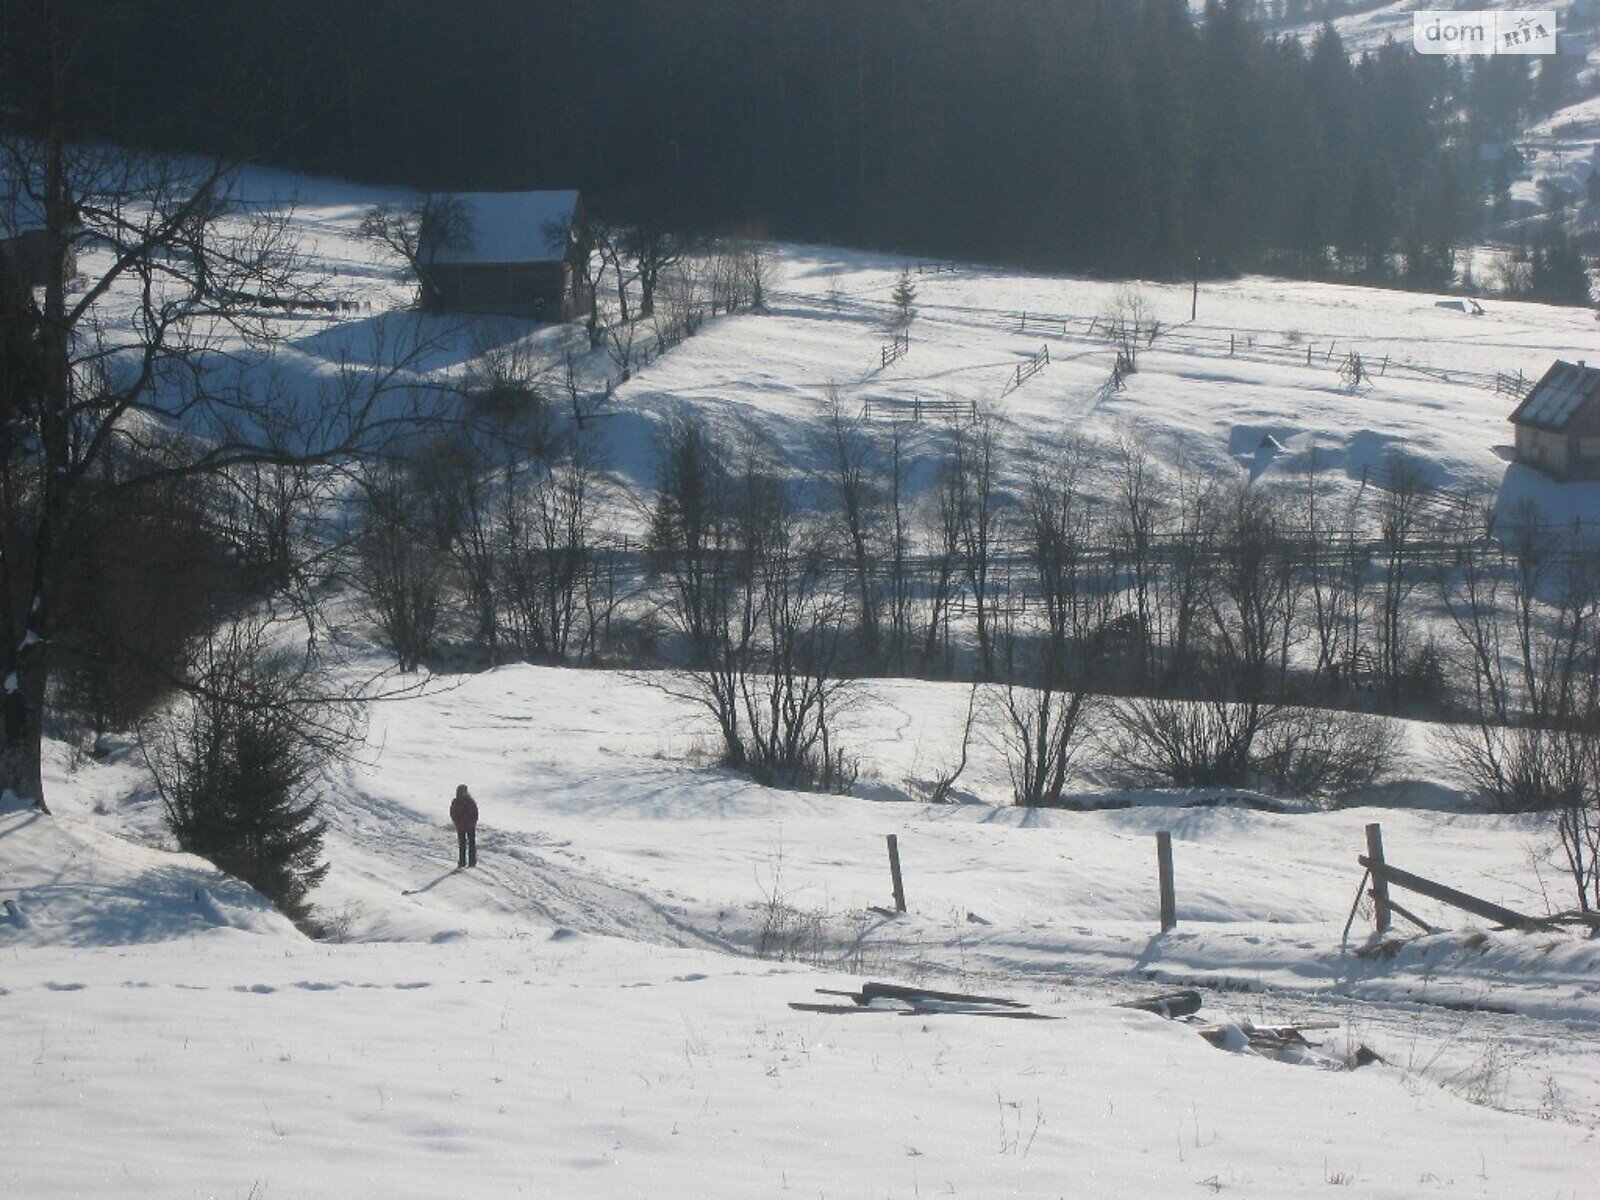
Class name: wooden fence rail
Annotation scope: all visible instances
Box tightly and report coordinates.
[1004,344,1050,394]
[881,330,909,369]
[1357,835,1548,933]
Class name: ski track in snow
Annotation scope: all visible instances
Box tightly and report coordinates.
[326,775,735,954]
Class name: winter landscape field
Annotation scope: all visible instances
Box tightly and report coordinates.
[4,142,1600,1199]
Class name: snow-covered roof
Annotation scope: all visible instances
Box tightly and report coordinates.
[430,191,579,265]
[1510,360,1600,432]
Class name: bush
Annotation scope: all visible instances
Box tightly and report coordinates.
[1255,707,1398,803]
[1109,698,1260,789]
[1110,697,1397,804]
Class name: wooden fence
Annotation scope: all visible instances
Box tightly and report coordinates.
[881,330,909,369]
[1002,344,1050,394]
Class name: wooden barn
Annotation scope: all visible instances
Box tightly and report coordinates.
[419,191,590,321]
[1508,360,1600,480]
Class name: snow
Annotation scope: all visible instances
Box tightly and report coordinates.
[6,162,1599,1196]
[1512,358,1600,428]
[6,665,1600,1196]
[430,190,579,265]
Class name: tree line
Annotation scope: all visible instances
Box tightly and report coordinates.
[4,0,1591,292]
[346,374,1598,912]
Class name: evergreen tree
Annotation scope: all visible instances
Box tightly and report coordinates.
[1529,222,1593,306]
[148,622,353,924]
[3,0,1475,291]
[891,269,917,329]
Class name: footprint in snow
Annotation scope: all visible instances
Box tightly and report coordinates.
[673,973,708,983]
[44,981,87,991]
[234,983,276,994]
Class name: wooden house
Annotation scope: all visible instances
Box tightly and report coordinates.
[1508,360,1600,480]
[418,191,590,321]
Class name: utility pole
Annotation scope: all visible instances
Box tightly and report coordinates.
[1191,254,1199,322]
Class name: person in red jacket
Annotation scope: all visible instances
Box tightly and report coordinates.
[450,784,478,869]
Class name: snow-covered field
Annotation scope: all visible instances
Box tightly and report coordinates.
[6,665,1600,1197]
[5,166,1599,1196]
[206,165,1600,533]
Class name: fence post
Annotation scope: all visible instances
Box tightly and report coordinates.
[1156,831,1176,932]
[1365,822,1391,934]
[1380,354,1388,376]
[1306,346,1313,366]
[886,834,906,913]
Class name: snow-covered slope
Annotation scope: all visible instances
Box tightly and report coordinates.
[5,165,1598,1197]
[6,664,1600,1198]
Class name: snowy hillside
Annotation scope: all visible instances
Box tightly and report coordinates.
[5,166,1599,1198]
[194,166,1600,534]
[6,664,1600,1198]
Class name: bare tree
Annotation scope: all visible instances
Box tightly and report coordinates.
[737,487,856,792]
[502,433,603,663]
[995,453,1112,806]
[919,436,965,675]
[1,13,449,811]
[649,259,708,353]
[1101,285,1157,373]
[1373,452,1436,701]
[1439,507,1600,909]
[1109,433,1166,685]
[647,418,852,790]
[883,420,917,673]
[1152,459,1220,690]
[1291,447,1367,689]
[588,215,633,326]
[621,215,694,320]
[359,193,473,311]
[351,460,448,673]
[646,416,752,767]
[1205,483,1304,702]
[603,312,640,381]
[952,411,1004,678]
[821,393,884,659]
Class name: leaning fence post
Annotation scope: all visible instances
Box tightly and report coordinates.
[1365,822,1392,934]
[1156,831,1176,932]
[886,834,906,913]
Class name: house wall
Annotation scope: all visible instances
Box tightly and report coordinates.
[1515,419,1600,480]
[1514,423,1571,474]
[423,261,567,318]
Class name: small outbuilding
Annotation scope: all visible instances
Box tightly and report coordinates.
[1508,359,1600,480]
[418,191,590,321]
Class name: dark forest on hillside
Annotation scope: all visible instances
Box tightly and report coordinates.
[0,0,1588,283]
